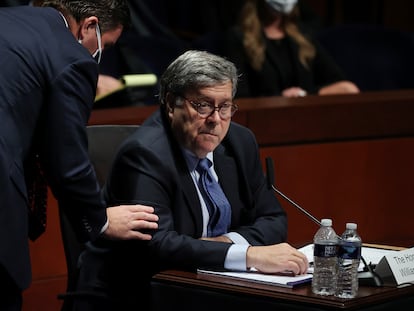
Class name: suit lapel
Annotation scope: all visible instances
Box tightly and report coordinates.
[176,155,204,235]
[174,142,241,234]
[160,112,204,236]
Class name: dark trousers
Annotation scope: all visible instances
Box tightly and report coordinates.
[0,264,22,311]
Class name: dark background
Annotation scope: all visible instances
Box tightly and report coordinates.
[3,1,412,38]
[103,0,414,101]
[3,0,414,97]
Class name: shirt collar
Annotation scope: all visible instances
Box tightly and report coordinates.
[182,149,214,172]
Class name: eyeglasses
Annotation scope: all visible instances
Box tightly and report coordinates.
[180,96,238,120]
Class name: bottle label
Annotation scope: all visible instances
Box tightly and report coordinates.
[314,243,338,257]
[338,242,361,259]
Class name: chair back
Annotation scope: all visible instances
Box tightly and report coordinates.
[86,125,139,186]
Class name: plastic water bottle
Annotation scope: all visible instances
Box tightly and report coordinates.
[312,218,338,295]
[335,223,362,298]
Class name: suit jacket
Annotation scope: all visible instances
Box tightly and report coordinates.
[0,6,106,290]
[95,109,287,281]
[223,28,346,98]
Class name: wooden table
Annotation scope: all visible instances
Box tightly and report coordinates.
[151,269,414,310]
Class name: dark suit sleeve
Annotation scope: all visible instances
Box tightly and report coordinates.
[41,59,107,242]
[311,40,347,91]
[222,27,253,98]
[224,123,288,246]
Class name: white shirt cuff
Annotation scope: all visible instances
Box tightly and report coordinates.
[223,232,250,271]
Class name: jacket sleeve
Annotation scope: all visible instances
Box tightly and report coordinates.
[311,40,347,91]
[40,59,107,242]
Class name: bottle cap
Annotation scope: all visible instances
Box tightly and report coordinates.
[321,218,332,226]
[346,223,357,230]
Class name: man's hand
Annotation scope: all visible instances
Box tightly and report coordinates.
[102,204,158,240]
[247,243,309,275]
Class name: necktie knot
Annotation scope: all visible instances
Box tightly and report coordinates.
[197,158,211,173]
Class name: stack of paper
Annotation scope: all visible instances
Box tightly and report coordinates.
[197,268,312,288]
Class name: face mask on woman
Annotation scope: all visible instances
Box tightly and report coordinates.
[265,0,298,15]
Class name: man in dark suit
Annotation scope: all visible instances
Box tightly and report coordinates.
[0,1,158,310]
[74,50,308,311]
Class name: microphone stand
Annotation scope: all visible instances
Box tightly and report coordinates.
[270,184,321,227]
[265,157,383,287]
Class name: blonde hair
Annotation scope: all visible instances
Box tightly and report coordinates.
[239,0,315,71]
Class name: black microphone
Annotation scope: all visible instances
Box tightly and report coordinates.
[265,156,383,287]
[265,157,321,226]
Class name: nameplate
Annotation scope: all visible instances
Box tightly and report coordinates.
[375,247,414,286]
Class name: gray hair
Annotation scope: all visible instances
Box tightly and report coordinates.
[159,50,239,105]
[40,0,130,32]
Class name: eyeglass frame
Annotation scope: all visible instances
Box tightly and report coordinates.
[178,95,238,120]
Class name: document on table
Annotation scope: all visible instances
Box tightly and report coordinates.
[197,268,312,288]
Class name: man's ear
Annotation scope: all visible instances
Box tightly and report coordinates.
[165,92,177,113]
[78,16,99,40]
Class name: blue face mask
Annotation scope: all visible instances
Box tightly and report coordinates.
[265,0,298,14]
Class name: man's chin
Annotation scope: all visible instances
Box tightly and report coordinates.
[194,143,218,157]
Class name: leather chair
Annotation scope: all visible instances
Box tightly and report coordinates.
[58,124,139,310]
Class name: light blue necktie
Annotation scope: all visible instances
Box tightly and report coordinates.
[196,158,231,237]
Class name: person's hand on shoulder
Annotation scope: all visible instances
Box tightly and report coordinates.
[102,204,158,240]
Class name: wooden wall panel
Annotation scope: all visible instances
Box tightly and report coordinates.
[260,138,414,248]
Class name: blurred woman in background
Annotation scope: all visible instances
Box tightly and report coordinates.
[224,0,360,98]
